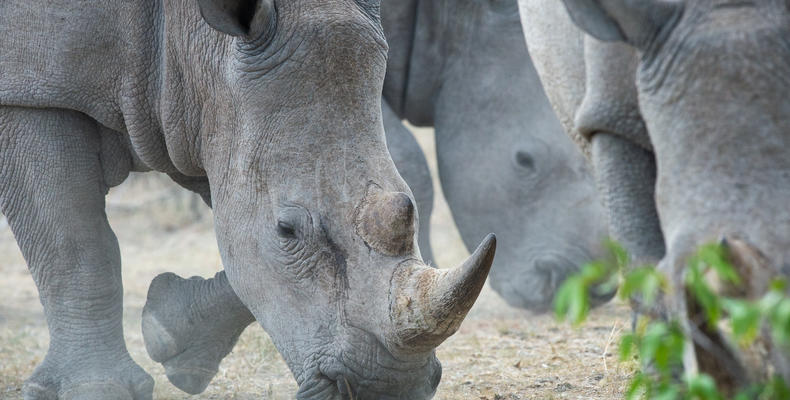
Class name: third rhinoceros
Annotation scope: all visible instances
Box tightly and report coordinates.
[519,0,790,389]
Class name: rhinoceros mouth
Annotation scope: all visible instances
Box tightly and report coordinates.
[294,325,441,400]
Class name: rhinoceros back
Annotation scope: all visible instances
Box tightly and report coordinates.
[0,0,157,133]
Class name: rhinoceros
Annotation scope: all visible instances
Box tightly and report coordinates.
[519,0,790,388]
[132,2,616,396]
[382,0,610,311]
[0,0,497,399]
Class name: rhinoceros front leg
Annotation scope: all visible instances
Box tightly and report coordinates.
[0,107,153,400]
[142,271,254,394]
[590,133,665,265]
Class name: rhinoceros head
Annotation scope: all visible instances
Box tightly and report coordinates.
[194,0,496,397]
[382,0,610,312]
[562,0,790,387]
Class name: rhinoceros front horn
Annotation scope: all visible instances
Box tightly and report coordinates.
[389,234,497,353]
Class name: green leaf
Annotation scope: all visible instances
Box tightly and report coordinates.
[619,267,665,307]
[554,276,573,319]
[619,333,636,361]
[626,373,649,400]
[762,376,790,400]
[605,239,629,272]
[686,259,722,327]
[653,382,679,400]
[554,275,589,325]
[770,279,787,292]
[686,374,722,400]
[769,298,790,345]
[697,243,741,284]
[580,261,606,282]
[722,298,761,345]
[639,322,667,370]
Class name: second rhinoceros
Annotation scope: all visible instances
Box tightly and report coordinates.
[382,0,611,312]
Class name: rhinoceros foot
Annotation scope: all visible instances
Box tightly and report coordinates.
[23,351,153,400]
[142,272,252,395]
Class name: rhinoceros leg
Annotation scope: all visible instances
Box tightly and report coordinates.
[382,100,434,263]
[141,271,254,394]
[590,133,665,265]
[577,39,666,266]
[0,107,153,400]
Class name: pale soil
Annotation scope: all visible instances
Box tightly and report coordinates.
[0,128,632,399]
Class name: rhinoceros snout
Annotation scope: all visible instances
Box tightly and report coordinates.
[491,254,614,312]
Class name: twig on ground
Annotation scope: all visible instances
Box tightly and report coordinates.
[602,321,622,372]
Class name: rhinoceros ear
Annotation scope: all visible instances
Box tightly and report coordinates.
[198,0,275,38]
[560,0,682,48]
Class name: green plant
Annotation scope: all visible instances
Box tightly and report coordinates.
[554,241,790,399]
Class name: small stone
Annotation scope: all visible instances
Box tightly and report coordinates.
[555,382,573,392]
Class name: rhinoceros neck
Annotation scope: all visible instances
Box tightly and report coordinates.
[121,0,230,177]
[117,0,233,177]
[154,0,235,177]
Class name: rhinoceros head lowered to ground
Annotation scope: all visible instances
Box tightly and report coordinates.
[194,0,496,397]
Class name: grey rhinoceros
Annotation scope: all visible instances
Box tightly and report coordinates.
[519,0,790,389]
[382,0,610,311]
[133,3,614,396]
[0,0,497,399]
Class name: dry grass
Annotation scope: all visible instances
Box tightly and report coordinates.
[0,128,632,399]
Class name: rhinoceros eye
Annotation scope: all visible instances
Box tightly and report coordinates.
[276,220,296,238]
[514,150,536,171]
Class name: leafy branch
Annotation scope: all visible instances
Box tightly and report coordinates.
[554,241,790,399]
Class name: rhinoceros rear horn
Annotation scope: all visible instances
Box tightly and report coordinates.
[389,234,496,353]
[198,0,275,38]
[354,184,416,256]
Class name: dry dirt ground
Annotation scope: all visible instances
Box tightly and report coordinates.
[0,128,633,399]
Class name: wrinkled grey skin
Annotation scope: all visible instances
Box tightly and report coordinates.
[0,0,497,399]
[520,0,790,389]
[382,0,610,311]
